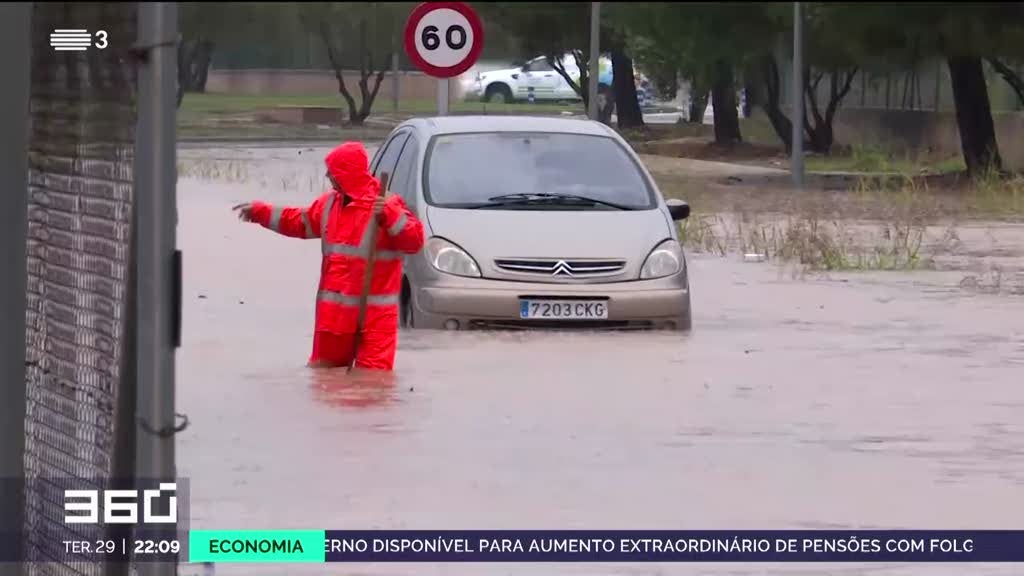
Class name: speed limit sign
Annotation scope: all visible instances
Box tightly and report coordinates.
[404,2,484,79]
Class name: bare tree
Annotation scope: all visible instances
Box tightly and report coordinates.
[305,3,402,126]
[802,67,858,153]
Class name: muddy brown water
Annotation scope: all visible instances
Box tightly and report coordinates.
[176,145,1024,576]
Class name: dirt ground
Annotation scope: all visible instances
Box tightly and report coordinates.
[175,144,1024,576]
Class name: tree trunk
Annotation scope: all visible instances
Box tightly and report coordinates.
[356,67,387,124]
[610,48,643,129]
[686,81,708,124]
[742,80,756,118]
[193,40,214,92]
[759,53,792,151]
[177,37,214,101]
[947,56,1002,175]
[353,16,370,125]
[710,60,741,145]
[802,70,826,151]
[176,38,191,108]
[320,23,359,125]
[802,68,857,155]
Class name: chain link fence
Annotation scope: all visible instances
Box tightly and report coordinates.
[21,3,140,575]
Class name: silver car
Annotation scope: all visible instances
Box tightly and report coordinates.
[368,115,692,331]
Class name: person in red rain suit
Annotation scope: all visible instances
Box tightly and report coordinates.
[233,142,425,370]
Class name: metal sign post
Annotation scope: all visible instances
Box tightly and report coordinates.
[438,77,449,115]
[404,2,483,116]
[588,2,601,120]
[134,3,179,576]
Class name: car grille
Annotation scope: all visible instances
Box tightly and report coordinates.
[494,258,626,278]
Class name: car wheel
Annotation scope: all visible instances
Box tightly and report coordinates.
[485,83,513,104]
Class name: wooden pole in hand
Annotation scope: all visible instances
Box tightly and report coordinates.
[349,173,389,372]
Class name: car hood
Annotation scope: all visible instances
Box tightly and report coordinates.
[425,206,673,282]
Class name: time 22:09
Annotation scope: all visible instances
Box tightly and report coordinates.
[134,539,180,554]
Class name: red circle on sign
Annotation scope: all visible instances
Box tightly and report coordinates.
[404,2,484,79]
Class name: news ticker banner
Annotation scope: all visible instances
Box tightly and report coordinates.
[19,530,1024,563]
[193,530,1024,562]
[4,479,1023,563]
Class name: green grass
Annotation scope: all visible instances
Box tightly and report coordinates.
[932,156,969,174]
[737,112,782,147]
[804,145,967,175]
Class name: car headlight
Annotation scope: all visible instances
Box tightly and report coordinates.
[640,239,684,279]
[425,237,481,277]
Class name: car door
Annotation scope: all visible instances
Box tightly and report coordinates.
[519,57,552,99]
[528,56,561,97]
[523,57,559,99]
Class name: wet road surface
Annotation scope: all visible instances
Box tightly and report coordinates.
[176,145,1024,575]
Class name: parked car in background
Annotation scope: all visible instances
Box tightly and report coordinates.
[469,54,614,103]
[368,115,693,331]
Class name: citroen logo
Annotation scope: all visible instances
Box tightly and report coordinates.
[551,260,574,276]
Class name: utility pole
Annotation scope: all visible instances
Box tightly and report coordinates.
[588,2,600,120]
[135,4,180,576]
[791,1,804,189]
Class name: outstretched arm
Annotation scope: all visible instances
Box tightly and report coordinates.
[378,195,425,254]
[234,194,330,239]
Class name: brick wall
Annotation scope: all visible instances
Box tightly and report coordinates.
[205,69,464,101]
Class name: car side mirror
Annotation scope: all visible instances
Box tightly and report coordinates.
[666,198,690,221]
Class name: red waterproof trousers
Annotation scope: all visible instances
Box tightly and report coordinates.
[310,331,397,370]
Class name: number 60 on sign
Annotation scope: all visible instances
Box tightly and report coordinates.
[404,2,484,79]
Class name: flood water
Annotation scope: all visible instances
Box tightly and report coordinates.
[175,144,1024,576]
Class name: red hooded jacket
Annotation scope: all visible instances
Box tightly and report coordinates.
[249,142,425,335]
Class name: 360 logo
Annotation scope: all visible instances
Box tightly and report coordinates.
[64,483,177,524]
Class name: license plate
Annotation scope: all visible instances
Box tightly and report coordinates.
[519,299,608,320]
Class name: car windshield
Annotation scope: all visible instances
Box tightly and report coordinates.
[423,132,656,210]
